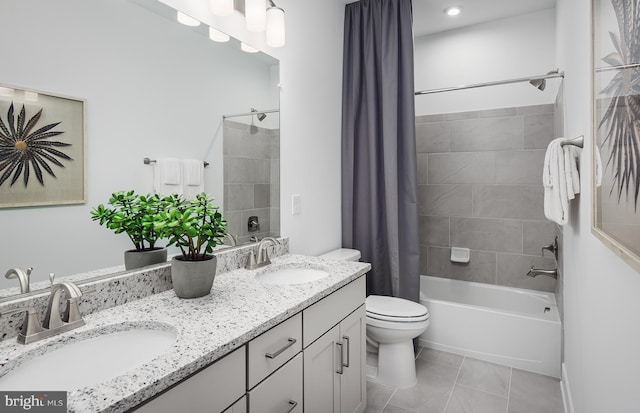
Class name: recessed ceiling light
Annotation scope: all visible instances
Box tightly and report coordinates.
[443,6,462,16]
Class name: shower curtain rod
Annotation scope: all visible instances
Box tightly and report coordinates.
[415,70,565,96]
[222,109,280,119]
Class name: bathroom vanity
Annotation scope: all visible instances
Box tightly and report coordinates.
[0,249,369,413]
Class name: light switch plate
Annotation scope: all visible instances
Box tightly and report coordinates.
[291,194,301,215]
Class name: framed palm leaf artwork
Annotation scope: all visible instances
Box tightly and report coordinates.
[0,85,85,208]
[592,0,640,272]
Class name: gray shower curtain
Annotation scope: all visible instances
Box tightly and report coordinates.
[341,0,420,302]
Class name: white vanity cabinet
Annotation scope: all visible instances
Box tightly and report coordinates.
[303,277,367,413]
[133,275,366,413]
[134,346,246,413]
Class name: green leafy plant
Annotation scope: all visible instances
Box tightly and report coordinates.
[598,0,640,209]
[154,192,226,261]
[91,191,180,251]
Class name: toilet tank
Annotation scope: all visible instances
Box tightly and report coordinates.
[318,248,361,262]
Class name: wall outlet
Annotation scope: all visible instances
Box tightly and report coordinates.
[291,194,301,215]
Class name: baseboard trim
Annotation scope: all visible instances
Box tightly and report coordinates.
[561,363,575,413]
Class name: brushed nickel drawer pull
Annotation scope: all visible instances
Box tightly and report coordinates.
[265,337,297,359]
[336,342,344,374]
[342,336,350,368]
[284,400,298,413]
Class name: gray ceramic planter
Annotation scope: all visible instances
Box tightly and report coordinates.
[124,248,168,270]
[170,255,217,299]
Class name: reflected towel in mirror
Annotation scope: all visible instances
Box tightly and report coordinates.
[183,159,204,200]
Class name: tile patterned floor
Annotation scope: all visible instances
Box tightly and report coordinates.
[365,348,564,413]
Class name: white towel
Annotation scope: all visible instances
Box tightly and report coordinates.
[543,138,570,225]
[182,159,205,200]
[154,158,182,196]
[563,145,581,199]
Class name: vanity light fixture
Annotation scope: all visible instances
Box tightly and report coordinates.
[245,0,267,32]
[241,42,259,53]
[209,27,230,42]
[0,87,14,97]
[209,0,234,16]
[177,11,201,26]
[23,91,38,102]
[443,5,463,16]
[266,6,285,47]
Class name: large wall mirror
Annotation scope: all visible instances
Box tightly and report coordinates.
[0,0,280,298]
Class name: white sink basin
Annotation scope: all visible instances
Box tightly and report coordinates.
[0,327,177,391]
[257,266,330,285]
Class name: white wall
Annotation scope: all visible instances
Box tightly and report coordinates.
[557,0,640,411]
[0,0,277,285]
[414,8,557,115]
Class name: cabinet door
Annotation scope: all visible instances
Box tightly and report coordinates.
[303,325,340,413]
[339,305,366,413]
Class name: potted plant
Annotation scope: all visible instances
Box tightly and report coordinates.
[91,191,179,270]
[154,192,227,299]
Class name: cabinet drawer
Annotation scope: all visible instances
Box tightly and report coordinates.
[303,275,366,348]
[134,346,246,413]
[248,312,302,389]
[248,353,303,413]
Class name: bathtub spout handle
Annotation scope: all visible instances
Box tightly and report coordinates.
[527,266,558,279]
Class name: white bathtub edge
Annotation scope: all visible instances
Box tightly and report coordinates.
[561,362,574,413]
[419,339,561,378]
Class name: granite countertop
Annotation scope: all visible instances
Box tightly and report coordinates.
[0,254,370,413]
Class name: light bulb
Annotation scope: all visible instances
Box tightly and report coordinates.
[443,6,462,16]
[209,27,230,42]
[245,0,267,32]
[241,42,259,53]
[209,0,233,16]
[177,11,200,26]
[266,7,285,47]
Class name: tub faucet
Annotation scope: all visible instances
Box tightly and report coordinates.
[5,267,33,294]
[526,266,558,279]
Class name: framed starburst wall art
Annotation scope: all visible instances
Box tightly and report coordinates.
[0,85,85,208]
[592,0,640,272]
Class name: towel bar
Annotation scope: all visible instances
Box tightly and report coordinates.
[560,135,584,148]
[143,157,209,167]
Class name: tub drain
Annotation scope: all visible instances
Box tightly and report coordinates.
[544,307,551,313]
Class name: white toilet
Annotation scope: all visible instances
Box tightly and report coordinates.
[319,248,430,389]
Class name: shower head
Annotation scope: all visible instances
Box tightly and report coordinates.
[251,108,267,122]
[529,78,546,91]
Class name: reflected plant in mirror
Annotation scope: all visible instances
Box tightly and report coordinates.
[91,191,180,270]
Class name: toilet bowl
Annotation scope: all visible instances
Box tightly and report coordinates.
[365,295,429,388]
[319,248,431,389]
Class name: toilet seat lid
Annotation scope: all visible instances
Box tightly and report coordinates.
[366,295,429,322]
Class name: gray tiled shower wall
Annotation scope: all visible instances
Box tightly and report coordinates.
[223,120,280,244]
[417,105,559,292]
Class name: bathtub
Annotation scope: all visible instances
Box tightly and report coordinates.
[419,275,561,378]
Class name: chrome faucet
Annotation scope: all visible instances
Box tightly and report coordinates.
[526,266,558,279]
[5,267,33,294]
[245,237,281,270]
[0,274,88,344]
[223,233,238,246]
